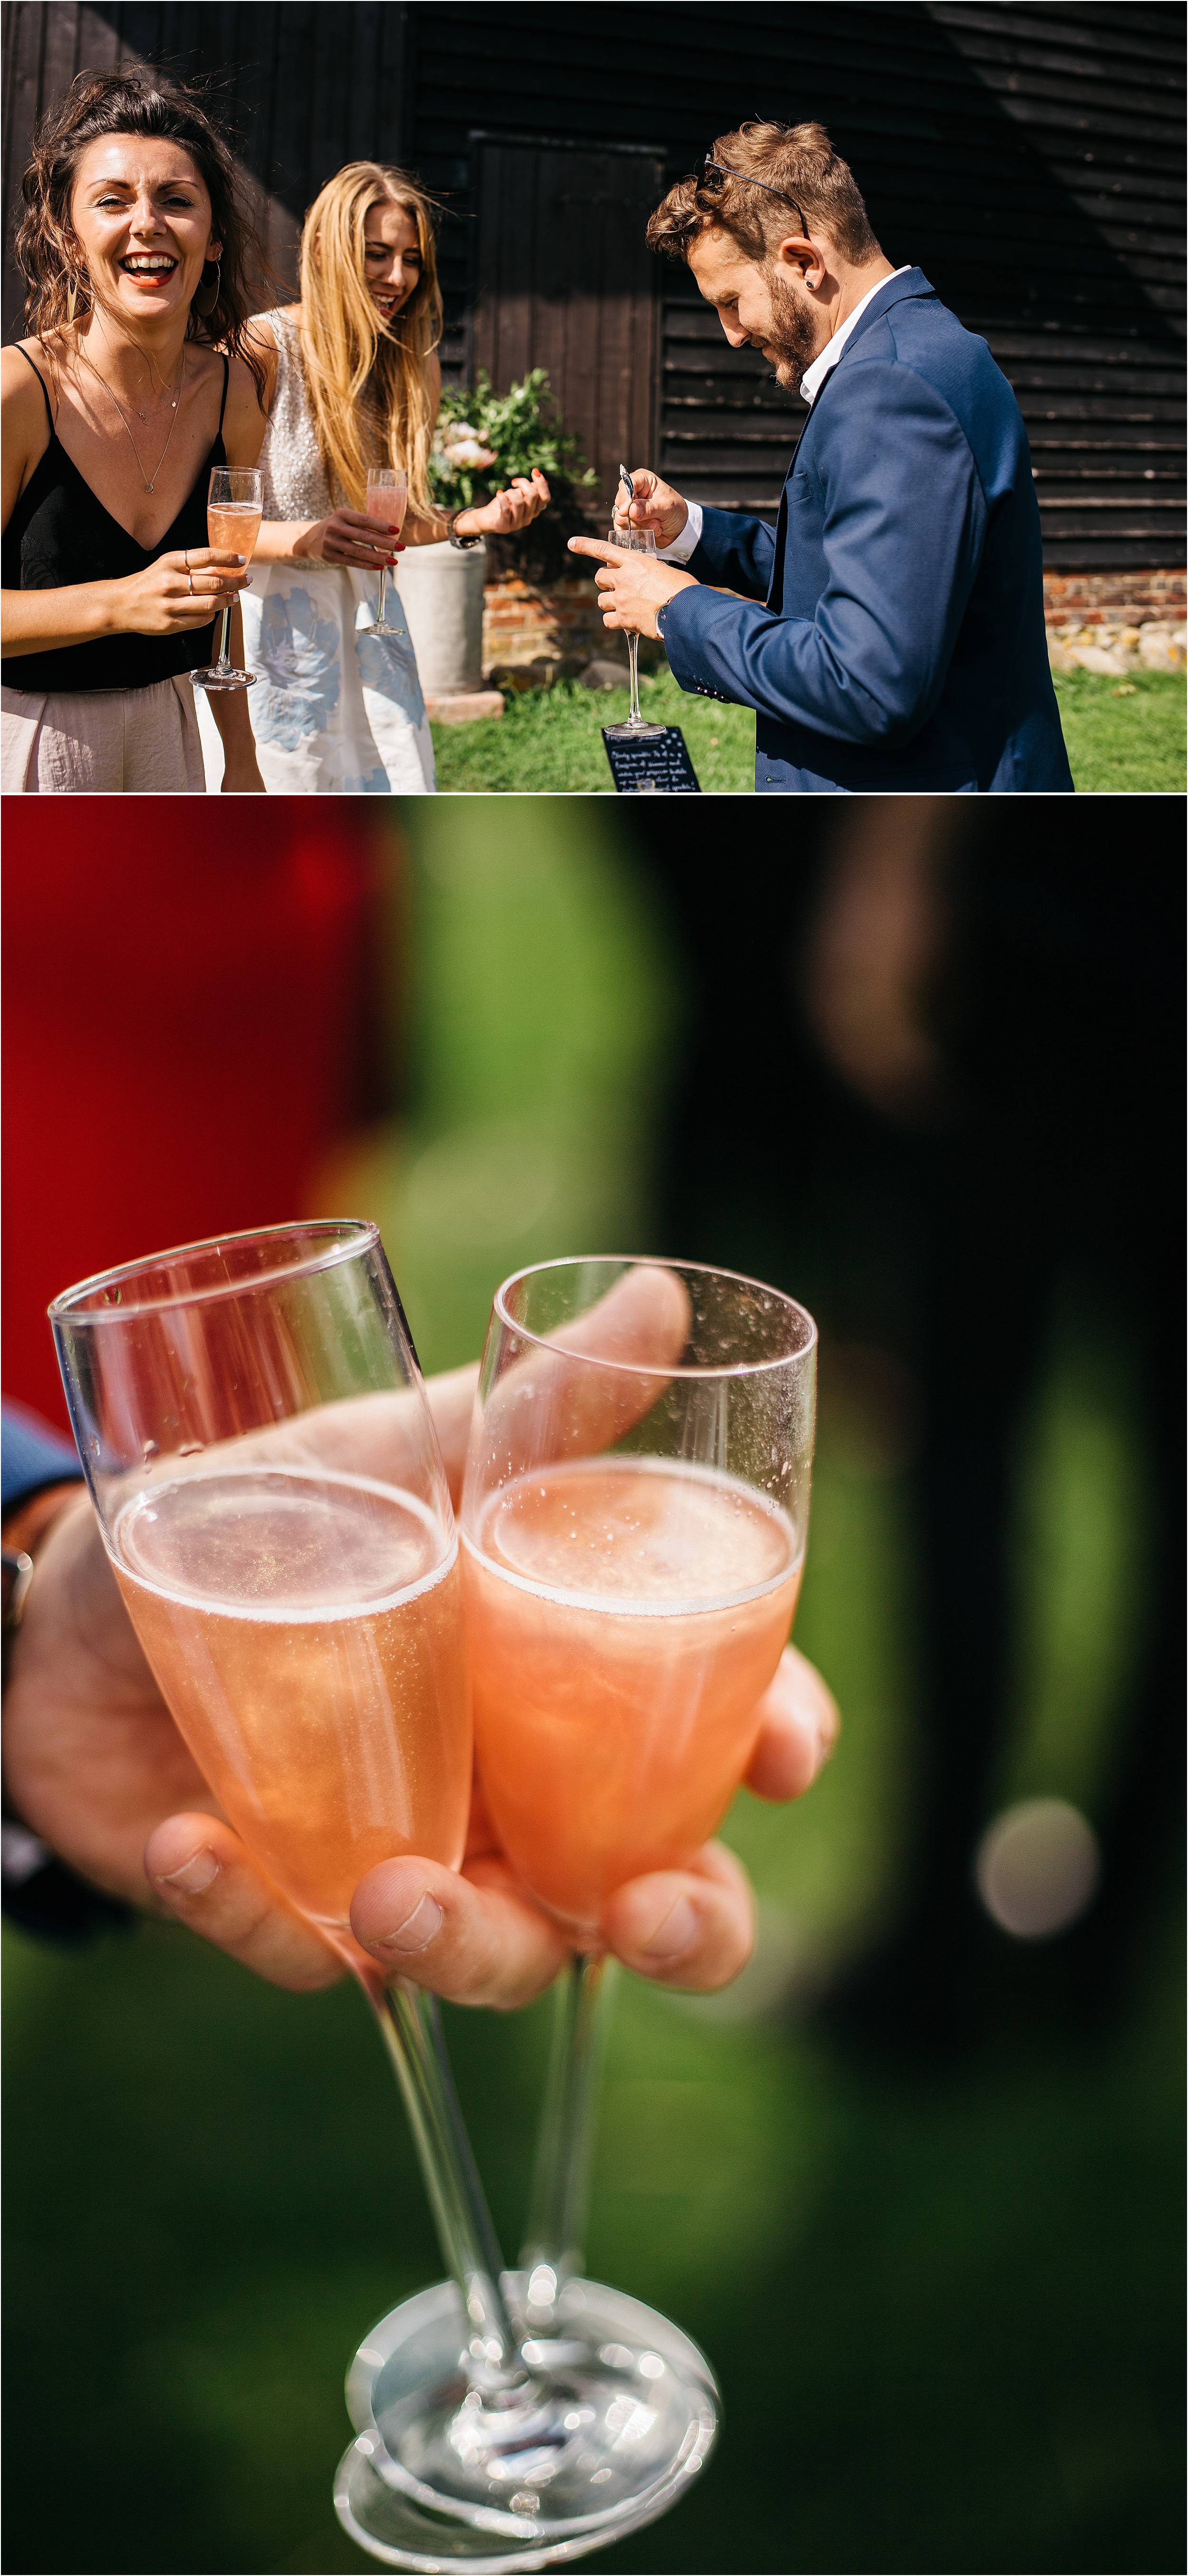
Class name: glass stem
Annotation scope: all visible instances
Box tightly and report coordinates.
[214,603,232,670]
[371,1975,529,2393]
[376,564,388,628]
[519,1954,613,2318]
[627,632,642,724]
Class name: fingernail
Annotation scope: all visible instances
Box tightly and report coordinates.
[639,1895,698,1960]
[158,1847,220,1896]
[372,1892,444,1956]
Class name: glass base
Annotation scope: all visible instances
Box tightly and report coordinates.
[602,718,667,740]
[337,2436,602,2570]
[337,2272,718,2567]
[368,619,404,637]
[190,667,257,690]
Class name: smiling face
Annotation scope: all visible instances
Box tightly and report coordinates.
[688,222,825,394]
[69,134,219,329]
[362,199,422,324]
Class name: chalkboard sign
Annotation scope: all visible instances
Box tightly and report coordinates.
[601,726,701,793]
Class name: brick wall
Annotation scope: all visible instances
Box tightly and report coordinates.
[481,569,1188,677]
[482,577,604,678]
[1043,570,1186,628]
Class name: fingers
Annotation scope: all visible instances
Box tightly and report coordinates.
[144,1813,344,1991]
[325,512,402,566]
[744,1645,840,1801]
[350,1852,568,2009]
[567,537,619,563]
[477,1263,691,1480]
[165,548,245,570]
[425,1362,480,1500]
[163,549,249,592]
[627,470,663,528]
[604,1842,755,1992]
[488,474,548,531]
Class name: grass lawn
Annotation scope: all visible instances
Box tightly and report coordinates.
[432,667,755,792]
[1051,667,1186,792]
[431,665,1186,795]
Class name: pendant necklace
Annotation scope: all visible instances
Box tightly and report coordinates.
[78,342,186,492]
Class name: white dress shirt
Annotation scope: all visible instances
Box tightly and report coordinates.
[657,266,911,565]
[798,265,911,405]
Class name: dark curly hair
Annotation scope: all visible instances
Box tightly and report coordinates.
[13,66,270,396]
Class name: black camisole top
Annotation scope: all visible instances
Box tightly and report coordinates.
[2,345,228,694]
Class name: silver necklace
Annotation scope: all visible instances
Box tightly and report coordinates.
[78,343,186,492]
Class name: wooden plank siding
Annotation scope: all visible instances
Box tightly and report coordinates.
[471,140,664,517]
[3,0,1182,570]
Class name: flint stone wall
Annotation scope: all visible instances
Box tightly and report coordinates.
[483,570,1188,685]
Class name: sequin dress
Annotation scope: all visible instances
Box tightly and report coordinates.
[211,309,435,794]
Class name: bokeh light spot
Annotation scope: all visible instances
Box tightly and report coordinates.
[975,1798,1100,1939]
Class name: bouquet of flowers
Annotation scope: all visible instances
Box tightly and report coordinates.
[430,369,597,511]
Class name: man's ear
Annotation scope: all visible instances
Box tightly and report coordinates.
[774,233,826,290]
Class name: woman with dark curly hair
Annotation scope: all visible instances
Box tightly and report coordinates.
[1,68,270,792]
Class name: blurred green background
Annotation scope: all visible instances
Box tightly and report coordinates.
[3,801,1181,2575]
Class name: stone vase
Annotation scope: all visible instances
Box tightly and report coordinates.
[394,538,488,693]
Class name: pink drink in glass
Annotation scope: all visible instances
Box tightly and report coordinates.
[115,1464,470,1939]
[464,1455,801,1935]
[206,500,262,561]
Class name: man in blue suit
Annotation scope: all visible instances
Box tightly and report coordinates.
[570,121,1073,794]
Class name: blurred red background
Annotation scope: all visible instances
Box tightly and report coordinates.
[2,804,390,1428]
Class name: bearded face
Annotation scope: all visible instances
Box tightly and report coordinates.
[760,266,823,394]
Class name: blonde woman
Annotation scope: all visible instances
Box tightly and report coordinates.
[237,162,548,794]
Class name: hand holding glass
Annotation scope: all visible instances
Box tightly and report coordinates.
[51,1235,815,2573]
[603,524,665,739]
[339,1256,817,2567]
[191,466,263,691]
[367,467,409,637]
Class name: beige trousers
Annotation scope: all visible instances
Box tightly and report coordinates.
[1,675,206,793]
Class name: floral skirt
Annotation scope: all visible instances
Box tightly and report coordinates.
[207,563,435,794]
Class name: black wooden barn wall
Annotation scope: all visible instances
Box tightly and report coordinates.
[3,0,1183,572]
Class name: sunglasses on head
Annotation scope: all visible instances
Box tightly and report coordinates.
[697,155,808,237]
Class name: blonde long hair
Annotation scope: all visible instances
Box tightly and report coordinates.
[298,161,442,515]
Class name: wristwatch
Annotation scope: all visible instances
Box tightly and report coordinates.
[447,511,483,551]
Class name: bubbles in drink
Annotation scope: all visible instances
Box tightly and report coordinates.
[207,502,262,559]
[115,1468,470,1936]
[463,1459,801,1931]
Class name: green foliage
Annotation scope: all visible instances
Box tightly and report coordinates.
[430,369,598,509]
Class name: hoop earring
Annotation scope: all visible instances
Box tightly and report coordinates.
[192,257,221,319]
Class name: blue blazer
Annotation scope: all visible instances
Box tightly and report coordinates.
[661,270,1073,794]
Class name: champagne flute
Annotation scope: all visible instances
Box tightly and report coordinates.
[341,1256,816,2568]
[48,1222,539,2552]
[191,466,262,690]
[367,466,409,636]
[602,525,665,740]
